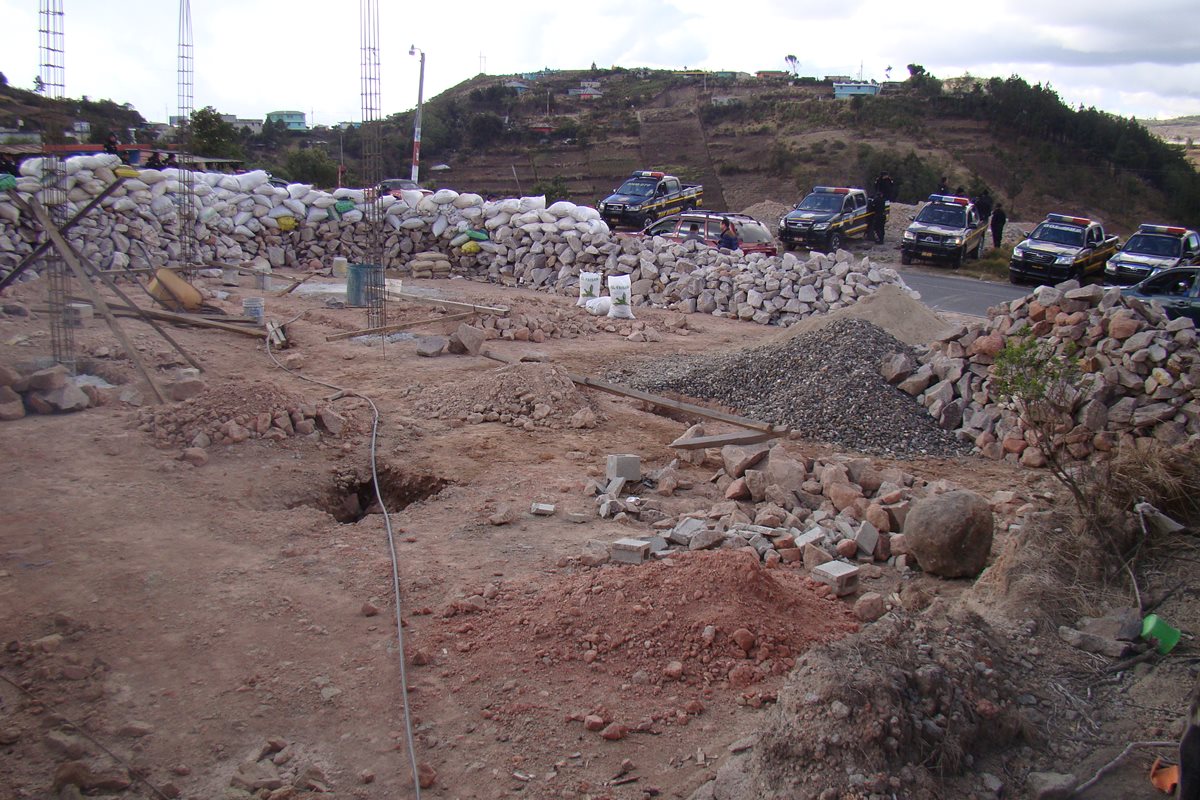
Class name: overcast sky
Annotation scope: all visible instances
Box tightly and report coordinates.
[1,0,1198,125]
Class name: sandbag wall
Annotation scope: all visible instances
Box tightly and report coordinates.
[0,155,911,326]
[884,281,1200,461]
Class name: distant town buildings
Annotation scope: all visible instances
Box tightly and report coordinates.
[265,110,308,131]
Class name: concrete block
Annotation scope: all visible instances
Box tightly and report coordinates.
[854,521,880,558]
[611,538,651,564]
[668,517,708,545]
[606,454,641,482]
[566,512,589,524]
[794,529,825,548]
[530,502,556,516]
[605,476,628,496]
[811,561,860,597]
[688,529,725,551]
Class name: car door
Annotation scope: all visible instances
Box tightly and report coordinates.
[1185,233,1200,266]
[1140,269,1197,320]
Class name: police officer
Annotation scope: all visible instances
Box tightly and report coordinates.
[867,192,887,243]
[990,205,1007,248]
[974,190,993,226]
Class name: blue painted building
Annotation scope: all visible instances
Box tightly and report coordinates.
[265,110,308,131]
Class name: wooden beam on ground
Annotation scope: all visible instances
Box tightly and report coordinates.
[669,429,780,450]
[105,305,268,338]
[0,178,127,291]
[566,372,785,435]
[384,290,508,315]
[324,310,476,342]
[274,271,318,296]
[23,196,168,404]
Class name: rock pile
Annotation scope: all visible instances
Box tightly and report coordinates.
[0,156,911,328]
[584,439,1011,581]
[0,364,92,419]
[612,318,969,457]
[412,362,599,430]
[885,280,1200,463]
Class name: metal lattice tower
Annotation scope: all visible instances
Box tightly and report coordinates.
[38,0,73,371]
[359,0,386,328]
[176,0,197,269]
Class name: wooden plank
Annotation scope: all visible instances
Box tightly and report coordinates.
[324,310,476,342]
[109,306,268,338]
[24,196,168,404]
[566,372,784,435]
[384,290,508,315]
[669,430,779,450]
[0,178,127,290]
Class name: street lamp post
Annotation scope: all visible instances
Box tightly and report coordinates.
[408,45,425,184]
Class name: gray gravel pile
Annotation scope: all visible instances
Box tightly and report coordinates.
[612,317,969,457]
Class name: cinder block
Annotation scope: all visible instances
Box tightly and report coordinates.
[606,454,641,482]
[530,503,556,516]
[854,521,879,558]
[811,561,861,597]
[794,529,825,548]
[611,538,651,564]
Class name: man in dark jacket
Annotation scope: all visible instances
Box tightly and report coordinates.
[717,218,739,250]
[991,204,1007,248]
[867,192,887,243]
[974,190,993,226]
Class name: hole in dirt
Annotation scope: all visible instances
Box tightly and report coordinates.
[302,466,450,523]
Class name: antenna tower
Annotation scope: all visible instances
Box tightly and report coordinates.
[359,0,385,328]
[38,0,72,370]
[176,0,197,268]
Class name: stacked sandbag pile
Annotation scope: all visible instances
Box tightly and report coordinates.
[882,280,1200,463]
[0,155,912,328]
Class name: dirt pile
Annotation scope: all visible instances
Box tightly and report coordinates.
[696,611,1042,800]
[413,362,599,430]
[612,318,970,457]
[137,381,349,447]
[444,550,858,697]
[775,284,954,346]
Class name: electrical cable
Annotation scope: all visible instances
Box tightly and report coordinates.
[264,327,421,799]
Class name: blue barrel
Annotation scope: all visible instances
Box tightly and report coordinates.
[346,263,382,307]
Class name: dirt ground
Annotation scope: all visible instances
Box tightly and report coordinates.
[0,266,1196,800]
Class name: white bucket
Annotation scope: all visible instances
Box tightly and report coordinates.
[242,297,264,324]
[332,257,349,278]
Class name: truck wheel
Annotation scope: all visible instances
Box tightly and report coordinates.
[951,250,963,269]
[901,250,912,265]
[828,232,843,252]
[1009,272,1023,285]
[782,241,793,253]
[640,214,656,231]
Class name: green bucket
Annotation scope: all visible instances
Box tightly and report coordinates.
[1141,614,1182,655]
[346,263,382,307]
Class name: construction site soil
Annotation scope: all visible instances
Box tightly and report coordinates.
[0,267,1196,800]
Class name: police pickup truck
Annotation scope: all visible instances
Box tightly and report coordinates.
[598,170,703,230]
[900,194,989,267]
[1104,224,1200,285]
[777,186,887,252]
[1009,213,1120,284]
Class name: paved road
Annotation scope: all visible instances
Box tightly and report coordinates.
[897,269,1028,318]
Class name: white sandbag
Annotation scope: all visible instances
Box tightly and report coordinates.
[63,157,84,175]
[150,196,175,216]
[112,197,137,213]
[547,201,576,217]
[386,215,402,230]
[332,187,365,203]
[400,217,425,230]
[0,203,19,224]
[416,196,439,214]
[311,195,337,209]
[585,296,612,316]
[283,198,306,216]
[452,193,483,209]
[431,215,449,237]
[199,207,220,224]
[607,274,634,319]
[577,271,602,307]
[449,232,470,247]
[379,195,396,210]
[341,209,364,224]
[260,216,279,229]
[306,208,328,224]
[519,195,546,212]
[460,207,483,221]
[94,154,121,169]
[570,205,601,222]
[431,188,458,205]
[138,169,165,185]
[20,157,48,178]
[218,175,241,192]
[484,212,511,230]
[269,204,294,219]
[519,222,542,234]
[496,198,521,214]
[287,183,312,199]
[193,182,212,197]
[399,189,425,207]
[123,178,150,192]
[235,170,269,192]
[234,224,254,238]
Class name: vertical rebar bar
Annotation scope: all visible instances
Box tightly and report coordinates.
[176,0,196,269]
[39,0,73,372]
[359,0,386,329]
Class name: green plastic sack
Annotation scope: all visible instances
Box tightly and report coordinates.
[0,174,16,192]
[466,229,490,241]
[334,199,356,214]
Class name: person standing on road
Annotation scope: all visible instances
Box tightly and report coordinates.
[873,171,896,202]
[867,192,887,243]
[974,190,993,226]
[717,218,739,250]
[991,204,1007,248]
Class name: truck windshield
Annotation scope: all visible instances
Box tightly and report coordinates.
[1031,223,1085,247]
[616,177,658,197]
[915,204,966,228]
[797,194,843,213]
[1124,233,1181,258]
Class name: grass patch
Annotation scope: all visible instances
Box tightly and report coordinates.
[956,244,1012,283]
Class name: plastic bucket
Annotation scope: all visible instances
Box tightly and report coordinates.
[332,257,349,278]
[346,263,382,307]
[1141,614,1181,654]
[242,297,264,324]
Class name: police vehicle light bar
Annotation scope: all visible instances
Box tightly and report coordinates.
[813,186,851,194]
[634,170,665,179]
[1047,213,1092,226]
[1139,224,1187,235]
[928,194,969,205]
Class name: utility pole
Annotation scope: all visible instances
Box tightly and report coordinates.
[409,45,425,183]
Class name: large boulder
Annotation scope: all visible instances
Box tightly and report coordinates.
[902,490,993,578]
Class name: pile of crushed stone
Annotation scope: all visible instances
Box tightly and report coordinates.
[413,362,600,430]
[443,550,857,693]
[610,317,970,457]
